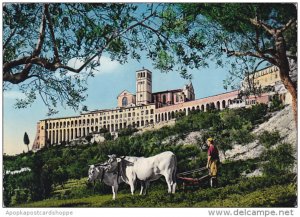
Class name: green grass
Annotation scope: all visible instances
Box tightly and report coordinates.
[18,194,121,207]
[17,176,296,208]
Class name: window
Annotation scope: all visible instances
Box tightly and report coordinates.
[122,97,128,107]
[162,95,167,104]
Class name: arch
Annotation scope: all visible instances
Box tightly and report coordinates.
[52,130,55,144]
[59,129,62,144]
[228,99,232,105]
[122,97,128,107]
[196,105,200,111]
[71,129,74,140]
[201,104,205,111]
[161,113,164,121]
[165,112,168,121]
[210,102,215,110]
[67,129,70,141]
[168,112,171,120]
[206,103,210,111]
[222,100,226,109]
[171,111,175,119]
[216,101,221,110]
[56,130,58,144]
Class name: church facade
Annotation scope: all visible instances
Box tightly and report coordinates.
[32,67,291,150]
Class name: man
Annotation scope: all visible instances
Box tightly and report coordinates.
[206,137,219,187]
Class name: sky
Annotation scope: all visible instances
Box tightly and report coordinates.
[3,54,232,155]
[2,2,236,156]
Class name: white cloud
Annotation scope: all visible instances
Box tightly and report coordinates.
[66,56,121,76]
[97,56,121,74]
[3,91,25,99]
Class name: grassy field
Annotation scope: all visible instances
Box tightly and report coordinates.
[17,176,296,208]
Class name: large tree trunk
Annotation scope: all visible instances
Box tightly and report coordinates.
[275,32,297,128]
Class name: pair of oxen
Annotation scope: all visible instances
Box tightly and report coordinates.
[87,151,177,200]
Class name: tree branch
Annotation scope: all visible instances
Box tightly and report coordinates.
[3,28,17,50]
[249,17,275,35]
[3,63,33,84]
[33,5,47,57]
[279,18,296,33]
[225,49,277,65]
[44,4,60,62]
[3,8,158,82]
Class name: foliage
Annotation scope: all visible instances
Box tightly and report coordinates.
[104,132,113,141]
[99,128,109,134]
[258,130,281,149]
[261,143,295,177]
[11,189,32,206]
[117,127,138,137]
[269,94,285,112]
[23,132,30,152]
[100,174,295,207]
[3,3,205,114]
[85,134,93,143]
[3,105,292,206]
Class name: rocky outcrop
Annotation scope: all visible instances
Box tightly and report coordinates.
[223,105,296,162]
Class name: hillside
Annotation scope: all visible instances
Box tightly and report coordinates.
[3,103,297,207]
[224,105,296,162]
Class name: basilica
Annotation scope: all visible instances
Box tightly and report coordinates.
[32,66,291,150]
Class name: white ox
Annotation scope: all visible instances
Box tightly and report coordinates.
[106,151,177,195]
[87,163,123,200]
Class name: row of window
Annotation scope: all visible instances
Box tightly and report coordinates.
[254,67,278,78]
[46,111,154,129]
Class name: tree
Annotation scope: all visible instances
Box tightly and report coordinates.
[3,3,180,115]
[23,132,30,152]
[159,3,297,126]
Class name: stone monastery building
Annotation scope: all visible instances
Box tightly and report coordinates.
[32,66,291,150]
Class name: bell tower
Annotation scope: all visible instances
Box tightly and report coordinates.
[136,69,152,105]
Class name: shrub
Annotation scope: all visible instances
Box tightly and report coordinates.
[118,127,138,137]
[269,94,284,112]
[261,143,295,176]
[104,132,113,141]
[258,130,281,149]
